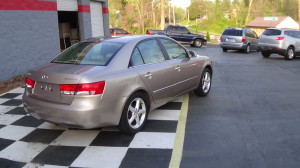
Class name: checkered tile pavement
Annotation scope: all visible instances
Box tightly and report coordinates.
[0,88,182,168]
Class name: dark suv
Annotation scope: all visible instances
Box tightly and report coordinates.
[259,28,300,60]
[220,28,259,53]
[147,25,207,48]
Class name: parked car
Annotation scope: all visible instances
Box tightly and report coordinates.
[146,25,207,48]
[23,35,213,133]
[259,28,300,60]
[220,27,259,53]
[110,28,131,36]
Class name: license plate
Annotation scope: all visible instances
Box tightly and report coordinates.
[226,38,235,42]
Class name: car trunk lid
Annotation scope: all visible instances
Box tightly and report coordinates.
[27,63,96,104]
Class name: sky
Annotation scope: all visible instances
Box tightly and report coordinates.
[170,0,191,8]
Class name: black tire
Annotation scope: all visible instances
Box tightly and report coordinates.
[193,39,203,48]
[261,51,271,58]
[118,92,149,134]
[222,48,227,52]
[244,44,250,54]
[285,46,295,60]
[194,68,212,97]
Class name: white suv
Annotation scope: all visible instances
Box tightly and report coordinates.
[259,28,300,60]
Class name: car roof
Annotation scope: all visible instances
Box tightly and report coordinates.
[265,28,299,31]
[225,27,245,30]
[83,35,166,44]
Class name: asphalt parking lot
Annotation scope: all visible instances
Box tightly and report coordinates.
[0,43,300,168]
[181,43,300,168]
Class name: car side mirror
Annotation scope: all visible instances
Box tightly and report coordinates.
[189,51,196,57]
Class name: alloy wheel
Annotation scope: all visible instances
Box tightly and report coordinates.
[202,71,211,93]
[288,48,294,59]
[127,98,146,129]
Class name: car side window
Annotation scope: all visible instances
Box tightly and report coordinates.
[116,29,126,34]
[131,48,144,66]
[169,26,176,33]
[295,31,300,39]
[245,29,252,38]
[137,39,166,64]
[180,27,190,34]
[160,38,188,59]
[252,30,258,38]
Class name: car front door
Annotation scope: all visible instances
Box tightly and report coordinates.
[179,27,193,43]
[130,39,176,103]
[159,38,199,96]
[167,26,182,41]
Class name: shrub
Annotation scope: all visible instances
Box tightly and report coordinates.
[206,31,210,41]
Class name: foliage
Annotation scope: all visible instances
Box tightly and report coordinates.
[108,0,299,35]
[206,31,210,41]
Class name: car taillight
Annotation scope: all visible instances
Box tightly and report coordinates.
[25,77,35,88]
[241,37,246,42]
[276,37,285,40]
[147,30,152,35]
[219,37,222,41]
[60,81,106,95]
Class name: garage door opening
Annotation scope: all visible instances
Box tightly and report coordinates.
[58,11,80,51]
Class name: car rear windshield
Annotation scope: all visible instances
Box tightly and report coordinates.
[51,42,124,66]
[222,29,243,36]
[262,29,282,36]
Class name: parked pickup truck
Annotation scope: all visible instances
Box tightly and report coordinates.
[146,25,207,48]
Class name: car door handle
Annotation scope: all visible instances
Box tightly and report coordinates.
[175,66,181,72]
[144,72,152,79]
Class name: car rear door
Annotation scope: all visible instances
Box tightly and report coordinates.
[158,38,199,96]
[245,29,259,50]
[130,39,176,103]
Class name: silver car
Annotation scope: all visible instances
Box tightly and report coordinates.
[259,28,300,60]
[23,35,212,133]
[220,27,259,53]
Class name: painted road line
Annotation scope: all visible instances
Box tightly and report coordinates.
[169,94,189,168]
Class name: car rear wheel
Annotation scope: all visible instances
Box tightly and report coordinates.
[222,48,228,52]
[193,39,203,48]
[119,92,149,134]
[261,51,271,58]
[194,68,212,97]
[285,46,295,60]
[244,44,250,54]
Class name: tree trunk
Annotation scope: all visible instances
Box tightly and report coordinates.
[152,0,156,28]
[160,0,165,29]
[245,0,253,25]
[173,5,175,25]
[298,0,300,29]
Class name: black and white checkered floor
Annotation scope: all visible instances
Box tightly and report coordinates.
[0,88,183,168]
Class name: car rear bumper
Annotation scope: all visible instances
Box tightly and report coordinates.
[22,90,126,129]
[259,45,286,55]
[220,42,247,50]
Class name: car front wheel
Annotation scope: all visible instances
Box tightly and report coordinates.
[194,68,212,97]
[118,92,149,134]
[222,48,227,52]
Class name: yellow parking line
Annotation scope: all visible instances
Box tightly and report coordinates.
[169,94,189,168]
